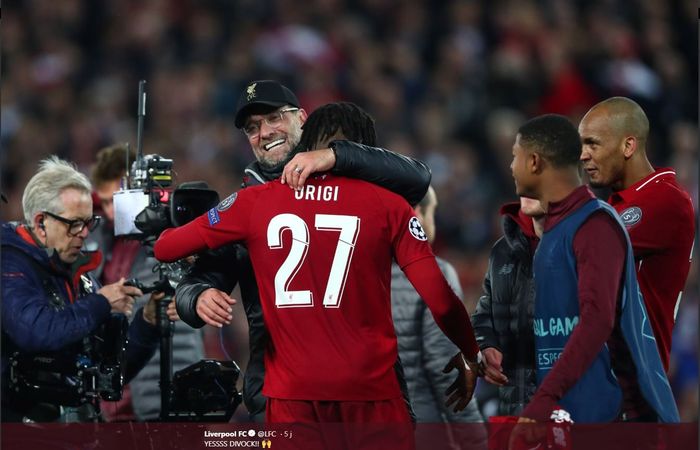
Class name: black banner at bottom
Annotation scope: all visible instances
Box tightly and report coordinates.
[0,422,697,450]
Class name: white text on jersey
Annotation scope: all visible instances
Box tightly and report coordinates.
[294,185,339,202]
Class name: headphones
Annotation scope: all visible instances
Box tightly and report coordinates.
[39,218,45,230]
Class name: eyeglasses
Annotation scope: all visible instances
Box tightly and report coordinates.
[43,211,101,236]
[243,108,299,138]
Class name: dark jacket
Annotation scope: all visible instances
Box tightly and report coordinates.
[176,141,432,416]
[330,140,431,207]
[471,204,538,416]
[1,222,159,421]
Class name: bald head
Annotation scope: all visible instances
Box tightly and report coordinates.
[579,97,654,191]
[585,97,649,148]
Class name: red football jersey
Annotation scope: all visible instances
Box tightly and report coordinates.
[170,175,453,401]
[608,168,695,371]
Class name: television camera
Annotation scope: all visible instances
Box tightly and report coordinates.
[8,313,128,413]
[112,80,241,421]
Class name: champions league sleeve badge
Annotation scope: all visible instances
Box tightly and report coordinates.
[620,206,642,228]
[408,216,428,241]
[207,207,220,226]
[217,192,238,211]
[209,192,237,226]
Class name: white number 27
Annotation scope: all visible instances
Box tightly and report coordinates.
[267,213,360,308]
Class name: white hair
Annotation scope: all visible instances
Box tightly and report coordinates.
[22,156,92,224]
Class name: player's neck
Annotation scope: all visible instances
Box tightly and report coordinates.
[539,170,582,210]
[618,157,654,191]
[532,217,545,238]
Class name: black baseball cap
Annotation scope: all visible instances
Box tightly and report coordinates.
[234,80,300,128]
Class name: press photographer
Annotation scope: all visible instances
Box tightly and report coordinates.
[1,156,160,423]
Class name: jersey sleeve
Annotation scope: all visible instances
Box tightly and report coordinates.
[378,188,480,359]
[382,192,435,268]
[197,190,256,248]
[403,258,480,359]
[154,189,255,262]
[621,189,690,258]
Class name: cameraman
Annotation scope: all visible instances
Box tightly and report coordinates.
[1,156,160,423]
[176,80,431,420]
[88,144,203,421]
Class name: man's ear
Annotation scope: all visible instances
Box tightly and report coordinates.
[622,136,637,159]
[413,204,425,221]
[32,213,46,233]
[298,108,308,124]
[530,151,543,174]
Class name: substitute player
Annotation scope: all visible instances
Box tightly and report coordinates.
[579,97,695,372]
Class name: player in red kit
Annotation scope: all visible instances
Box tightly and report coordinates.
[579,97,695,372]
[155,103,492,447]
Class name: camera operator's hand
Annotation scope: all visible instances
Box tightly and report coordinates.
[98,277,142,316]
[167,298,180,322]
[143,291,163,326]
[196,288,236,328]
[143,293,181,326]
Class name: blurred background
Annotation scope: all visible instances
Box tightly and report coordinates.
[1,0,697,421]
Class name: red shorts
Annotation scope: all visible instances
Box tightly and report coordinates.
[266,397,415,450]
